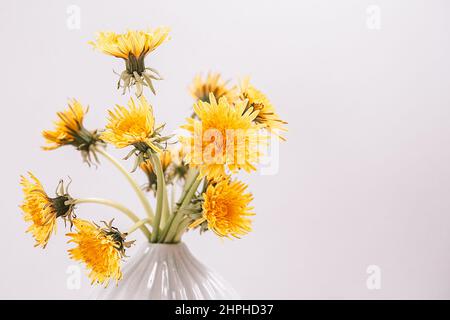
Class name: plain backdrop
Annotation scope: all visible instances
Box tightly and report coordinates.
[1,0,450,299]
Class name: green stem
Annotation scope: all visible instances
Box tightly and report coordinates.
[148,151,168,242]
[180,175,201,208]
[158,168,198,242]
[158,213,175,243]
[164,174,201,243]
[127,218,151,235]
[95,147,154,220]
[170,184,176,212]
[173,218,191,243]
[70,198,152,239]
[162,181,170,228]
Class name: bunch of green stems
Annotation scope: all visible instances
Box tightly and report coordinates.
[67,146,200,243]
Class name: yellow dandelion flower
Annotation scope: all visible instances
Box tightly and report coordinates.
[140,149,173,192]
[189,73,236,104]
[90,27,170,60]
[20,172,74,248]
[239,78,287,140]
[180,93,264,180]
[101,96,164,154]
[171,146,189,181]
[140,149,172,175]
[191,179,254,238]
[89,27,170,96]
[67,219,134,286]
[42,99,102,165]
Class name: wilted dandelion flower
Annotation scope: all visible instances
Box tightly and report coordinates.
[42,99,102,165]
[20,172,74,248]
[67,219,134,286]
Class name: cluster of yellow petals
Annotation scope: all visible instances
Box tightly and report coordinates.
[238,78,287,140]
[42,99,87,150]
[181,94,264,180]
[140,149,172,176]
[66,219,123,286]
[19,172,58,248]
[194,179,254,238]
[101,96,160,152]
[190,73,236,103]
[89,27,170,59]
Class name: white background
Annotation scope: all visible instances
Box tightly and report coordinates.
[1,0,449,299]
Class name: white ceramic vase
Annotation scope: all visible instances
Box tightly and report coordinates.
[91,242,239,300]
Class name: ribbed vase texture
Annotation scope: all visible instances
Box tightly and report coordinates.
[91,242,239,300]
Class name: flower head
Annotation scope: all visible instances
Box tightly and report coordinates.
[191,179,254,238]
[90,28,170,60]
[42,99,102,165]
[189,73,236,104]
[20,172,74,248]
[238,78,287,140]
[102,96,166,155]
[171,146,189,182]
[140,149,173,192]
[140,149,172,174]
[180,94,264,180]
[67,219,134,286]
[90,27,170,97]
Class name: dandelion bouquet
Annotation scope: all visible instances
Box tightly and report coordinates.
[19,27,287,290]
